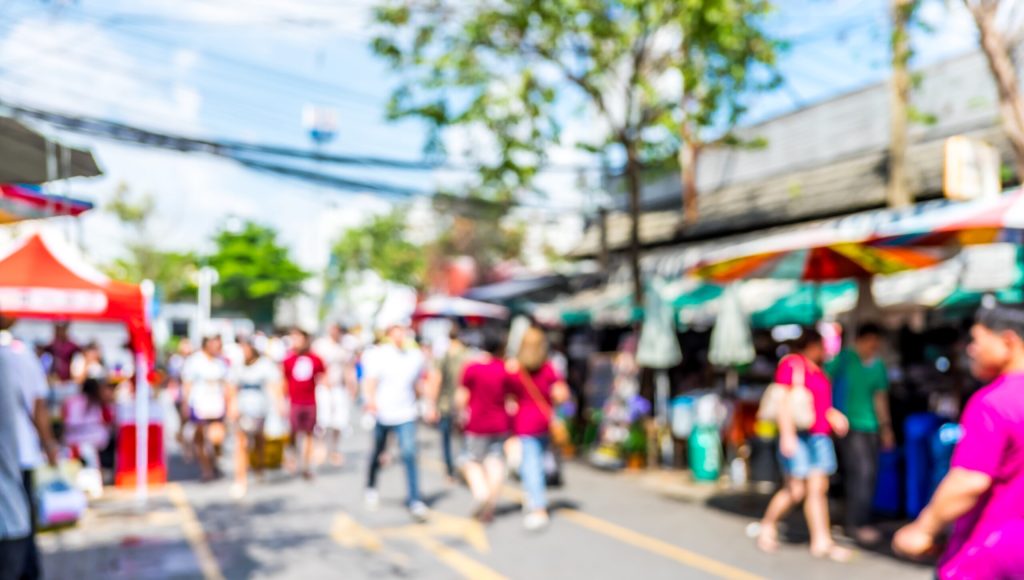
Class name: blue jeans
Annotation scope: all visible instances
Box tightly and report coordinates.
[438,414,456,478]
[519,435,549,511]
[367,421,421,505]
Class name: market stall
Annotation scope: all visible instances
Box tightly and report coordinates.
[0,231,161,493]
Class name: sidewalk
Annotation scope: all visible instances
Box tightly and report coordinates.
[38,486,208,580]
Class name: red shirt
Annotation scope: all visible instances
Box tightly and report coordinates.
[505,362,561,437]
[283,352,325,406]
[461,358,510,435]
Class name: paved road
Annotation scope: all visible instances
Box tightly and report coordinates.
[41,428,934,579]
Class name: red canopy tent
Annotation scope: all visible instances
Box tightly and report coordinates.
[0,231,161,493]
[0,231,154,360]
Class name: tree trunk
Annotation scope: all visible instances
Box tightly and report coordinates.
[680,141,700,225]
[968,1,1024,180]
[888,0,914,208]
[625,139,645,308]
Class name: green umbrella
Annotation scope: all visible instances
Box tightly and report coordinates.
[637,279,682,369]
[751,281,857,328]
[709,284,755,368]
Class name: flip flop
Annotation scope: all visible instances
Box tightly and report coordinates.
[811,543,856,563]
[750,523,780,554]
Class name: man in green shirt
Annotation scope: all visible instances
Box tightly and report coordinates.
[826,323,895,546]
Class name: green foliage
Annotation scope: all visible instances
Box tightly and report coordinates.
[329,209,425,290]
[372,0,780,196]
[206,221,309,324]
[103,184,197,302]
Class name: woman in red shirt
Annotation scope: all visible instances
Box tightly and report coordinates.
[457,332,510,522]
[506,325,569,532]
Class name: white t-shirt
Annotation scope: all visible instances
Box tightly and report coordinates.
[362,344,425,426]
[183,352,230,420]
[3,336,49,469]
[232,357,279,419]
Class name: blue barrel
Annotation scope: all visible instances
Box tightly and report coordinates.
[688,425,722,482]
[905,413,942,517]
[873,448,903,516]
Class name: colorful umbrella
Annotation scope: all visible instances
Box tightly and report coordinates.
[874,187,1024,247]
[0,183,93,224]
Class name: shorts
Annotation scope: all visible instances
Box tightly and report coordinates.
[461,434,507,464]
[779,433,837,478]
[290,404,317,435]
[316,385,352,431]
[190,409,225,424]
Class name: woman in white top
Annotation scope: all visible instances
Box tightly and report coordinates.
[182,336,233,482]
[70,342,106,385]
[231,339,281,497]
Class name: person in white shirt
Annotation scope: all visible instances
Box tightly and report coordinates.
[230,339,281,498]
[182,336,233,482]
[313,323,358,467]
[1,319,57,580]
[362,324,430,521]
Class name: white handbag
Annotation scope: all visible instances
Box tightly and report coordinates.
[757,355,816,431]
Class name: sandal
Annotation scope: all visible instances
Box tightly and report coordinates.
[811,543,855,563]
[753,523,780,553]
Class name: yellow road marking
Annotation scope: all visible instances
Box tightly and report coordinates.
[167,483,226,580]
[410,534,508,580]
[425,459,765,580]
[332,508,504,579]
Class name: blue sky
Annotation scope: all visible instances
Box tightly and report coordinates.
[0,0,984,270]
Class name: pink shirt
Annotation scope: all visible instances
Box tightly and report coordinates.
[505,362,561,437]
[461,359,510,436]
[940,373,1024,580]
[774,354,833,435]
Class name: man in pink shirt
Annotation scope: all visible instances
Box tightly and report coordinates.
[895,304,1024,579]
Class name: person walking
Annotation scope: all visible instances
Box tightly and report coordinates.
[282,328,326,480]
[827,322,894,546]
[1,320,57,580]
[894,304,1024,578]
[313,324,358,467]
[363,323,429,522]
[434,328,473,482]
[505,325,569,532]
[756,328,852,562]
[458,331,509,522]
[182,336,232,482]
[0,334,34,580]
[231,339,281,498]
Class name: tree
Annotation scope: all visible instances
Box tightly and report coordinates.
[206,220,309,324]
[372,0,779,305]
[888,0,919,209]
[328,208,425,290]
[963,0,1024,180]
[104,184,197,301]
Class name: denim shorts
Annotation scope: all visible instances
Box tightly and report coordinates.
[779,433,837,478]
[461,434,507,464]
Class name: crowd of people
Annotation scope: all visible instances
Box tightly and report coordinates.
[1,304,1023,579]
[0,320,120,580]
[751,310,1024,578]
[165,320,569,531]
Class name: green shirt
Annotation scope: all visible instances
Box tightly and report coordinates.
[826,348,889,433]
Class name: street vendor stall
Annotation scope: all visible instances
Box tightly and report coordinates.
[0,231,160,495]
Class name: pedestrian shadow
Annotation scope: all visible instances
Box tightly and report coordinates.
[421,490,451,508]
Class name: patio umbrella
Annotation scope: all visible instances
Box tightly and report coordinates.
[636,279,683,370]
[0,117,102,184]
[411,295,509,321]
[708,284,755,369]
[0,183,93,224]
